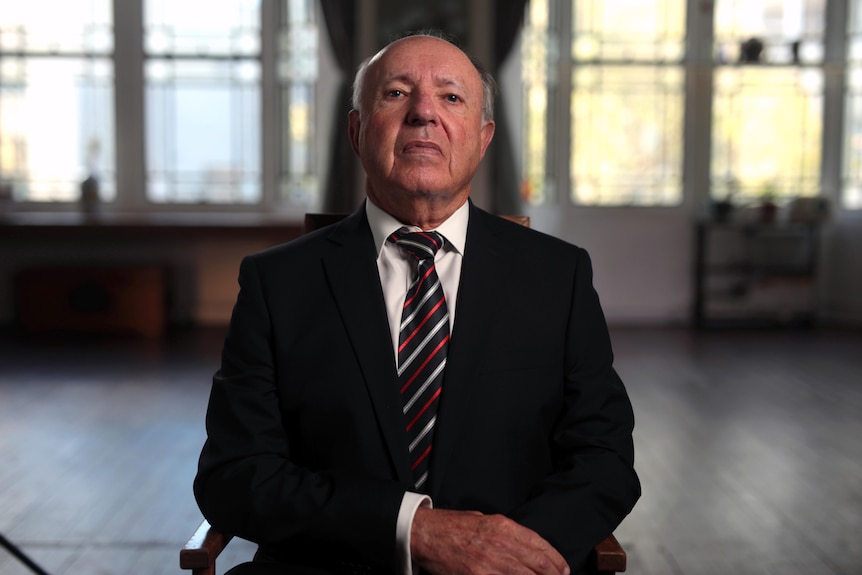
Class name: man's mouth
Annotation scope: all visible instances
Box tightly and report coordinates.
[402,141,442,154]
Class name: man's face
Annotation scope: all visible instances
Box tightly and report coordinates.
[348,36,495,217]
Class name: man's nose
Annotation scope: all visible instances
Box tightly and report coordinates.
[406,92,437,125]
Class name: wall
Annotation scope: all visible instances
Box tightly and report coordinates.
[520,204,862,328]
[819,213,862,325]
[524,205,696,325]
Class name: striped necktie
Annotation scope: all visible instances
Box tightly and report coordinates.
[388,229,449,492]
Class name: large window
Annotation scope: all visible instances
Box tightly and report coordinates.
[522,0,860,211]
[712,0,825,205]
[145,0,262,204]
[0,0,319,212]
[521,0,686,206]
[0,1,115,202]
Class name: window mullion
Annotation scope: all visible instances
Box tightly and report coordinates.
[113,0,147,211]
[823,0,847,207]
[552,0,573,206]
[261,0,280,211]
[685,0,716,215]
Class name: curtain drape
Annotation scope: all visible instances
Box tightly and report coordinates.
[490,0,529,215]
[319,0,360,212]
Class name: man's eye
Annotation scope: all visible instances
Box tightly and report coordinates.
[446,94,461,103]
[387,90,404,97]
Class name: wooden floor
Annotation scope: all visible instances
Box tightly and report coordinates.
[0,326,860,575]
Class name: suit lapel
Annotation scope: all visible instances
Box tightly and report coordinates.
[429,206,510,494]
[320,209,412,484]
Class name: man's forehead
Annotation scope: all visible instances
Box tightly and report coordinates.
[369,40,479,88]
[377,35,463,60]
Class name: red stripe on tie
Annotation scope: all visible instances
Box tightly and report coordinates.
[417,231,441,251]
[406,387,442,431]
[397,297,447,354]
[402,265,436,309]
[400,335,449,394]
[411,444,433,470]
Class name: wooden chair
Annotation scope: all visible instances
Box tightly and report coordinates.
[181,213,627,574]
[181,519,626,575]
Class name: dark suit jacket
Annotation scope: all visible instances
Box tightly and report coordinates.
[195,203,640,574]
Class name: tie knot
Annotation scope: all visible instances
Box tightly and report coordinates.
[388,230,445,261]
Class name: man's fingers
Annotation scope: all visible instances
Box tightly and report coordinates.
[411,508,570,575]
[481,514,570,575]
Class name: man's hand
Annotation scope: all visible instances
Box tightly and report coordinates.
[410,507,570,575]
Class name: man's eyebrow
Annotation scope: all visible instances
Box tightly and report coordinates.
[381,74,467,91]
[381,74,414,85]
[435,77,466,91]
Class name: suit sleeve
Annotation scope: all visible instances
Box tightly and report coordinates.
[193,254,404,571]
[508,247,641,568]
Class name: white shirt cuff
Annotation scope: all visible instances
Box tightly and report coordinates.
[396,491,433,575]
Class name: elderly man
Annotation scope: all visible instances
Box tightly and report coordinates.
[194,33,640,575]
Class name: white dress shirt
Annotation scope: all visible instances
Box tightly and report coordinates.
[365,199,469,575]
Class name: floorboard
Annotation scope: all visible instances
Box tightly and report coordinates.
[0,326,860,575]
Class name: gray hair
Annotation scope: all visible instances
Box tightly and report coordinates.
[351,32,497,123]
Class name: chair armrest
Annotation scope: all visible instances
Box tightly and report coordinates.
[179,521,625,574]
[180,520,233,575]
[590,533,627,574]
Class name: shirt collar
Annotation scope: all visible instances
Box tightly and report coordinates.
[366,199,469,257]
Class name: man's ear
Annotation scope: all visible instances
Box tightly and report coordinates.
[479,120,496,160]
[348,109,361,156]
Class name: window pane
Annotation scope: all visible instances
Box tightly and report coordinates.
[144,0,261,204]
[571,0,686,206]
[0,1,112,54]
[850,0,862,64]
[573,0,685,62]
[145,0,260,56]
[712,67,822,201]
[0,1,114,203]
[521,0,685,207]
[843,71,862,209]
[571,66,684,205]
[520,0,552,205]
[146,60,261,204]
[712,1,825,205]
[0,60,114,202]
[714,0,825,65]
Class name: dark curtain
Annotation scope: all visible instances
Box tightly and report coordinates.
[490,0,529,215]
[319,0,360,212]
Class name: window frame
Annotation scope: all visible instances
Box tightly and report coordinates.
[1,0,323,218]
[518,0,856,213]
[520,0,689,209]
